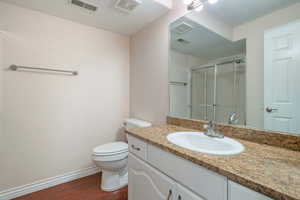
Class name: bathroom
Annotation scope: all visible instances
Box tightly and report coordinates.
[0,0,299,200]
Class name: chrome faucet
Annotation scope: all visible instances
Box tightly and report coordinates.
[203,121,224,138]
[228,113,239,125]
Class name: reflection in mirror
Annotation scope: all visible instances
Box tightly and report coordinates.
[169,16,246,126]
[168,0,300,135]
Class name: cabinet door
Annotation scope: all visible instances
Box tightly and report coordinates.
[176,183,206,200]
[128,153,176,200]
[228,181,273,200]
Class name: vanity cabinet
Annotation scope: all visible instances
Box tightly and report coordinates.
[175,183,205,200]
[147,143,227,200]
[128,154,204,200]
[228,181,272,200]
[128,154,175,200]
[128,135,274,200]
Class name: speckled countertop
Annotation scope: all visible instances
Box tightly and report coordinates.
[126,125,300,200]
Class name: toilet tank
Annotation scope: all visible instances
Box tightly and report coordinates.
[124,118,152,129]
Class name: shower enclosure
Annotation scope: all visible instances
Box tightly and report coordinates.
[191,58,246,125]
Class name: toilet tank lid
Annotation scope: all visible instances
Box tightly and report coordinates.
[125,118,152,128]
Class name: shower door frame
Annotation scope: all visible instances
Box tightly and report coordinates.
[191,64,217,121]
[190,58,245,122]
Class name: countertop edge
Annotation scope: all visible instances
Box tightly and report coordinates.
[126,130,297,200]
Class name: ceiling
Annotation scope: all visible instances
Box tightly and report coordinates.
[204,0,299,27]
[170,17,246,60]
[0,0,170,35]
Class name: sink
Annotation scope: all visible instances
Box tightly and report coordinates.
[167,132,244,155]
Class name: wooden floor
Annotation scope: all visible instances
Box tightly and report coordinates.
[13,173,128,200]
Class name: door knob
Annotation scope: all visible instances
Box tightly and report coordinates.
[266,107,278,113]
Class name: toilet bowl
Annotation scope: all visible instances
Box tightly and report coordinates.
[92,142,129,191]
[92,118,152,191]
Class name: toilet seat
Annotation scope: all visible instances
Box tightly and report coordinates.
[93,142,128,156]
[93,142,128,162]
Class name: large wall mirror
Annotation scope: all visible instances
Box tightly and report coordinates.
[168,0,300,135]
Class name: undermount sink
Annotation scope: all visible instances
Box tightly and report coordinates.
[167,132,244,156]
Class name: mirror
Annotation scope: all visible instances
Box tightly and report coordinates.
[168,0,300,135]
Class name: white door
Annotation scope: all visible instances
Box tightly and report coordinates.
[128,154,176,200]
[264,21,300,134]
[176,183,205,200]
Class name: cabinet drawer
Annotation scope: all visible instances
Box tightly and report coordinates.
[147,144,227,200]
[228,181,273,200]
[127,135,147,160]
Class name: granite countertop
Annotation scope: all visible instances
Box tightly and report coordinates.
[126,125,300,200]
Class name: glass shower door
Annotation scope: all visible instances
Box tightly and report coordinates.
[215,62,246,125]
[215,63,235,124]
[191,67,215,121]
[191,60,246,125]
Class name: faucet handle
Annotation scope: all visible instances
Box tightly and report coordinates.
[203,124,209,129]
[203,121,214,129]
[208,120,215,128]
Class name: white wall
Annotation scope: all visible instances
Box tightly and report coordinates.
[169,50,207,82]
[0,2,129,191]
[0,33,3,152]
[233,3,300,129]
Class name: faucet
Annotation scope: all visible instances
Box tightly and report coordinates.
[203,121,224,138]
[228,113,239,125]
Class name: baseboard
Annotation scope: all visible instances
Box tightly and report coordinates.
[0,166,100,200]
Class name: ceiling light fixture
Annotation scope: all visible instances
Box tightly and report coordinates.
[183,0,193,5]
[185,0,219,12]
[208,0,218,4]
[195,3,204,11]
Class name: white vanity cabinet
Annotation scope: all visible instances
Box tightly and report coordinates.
[128,154,175,200]
[228,181,273,200]
[175,183,205,200]
[127,135,274,200]
[128,154,205,200]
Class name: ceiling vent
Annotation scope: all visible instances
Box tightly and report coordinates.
[172,22,193,35]
[177,38,190,45]
[115,0,142,13]
[71,0,98,12]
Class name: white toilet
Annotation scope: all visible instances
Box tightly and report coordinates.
[92,118,151,191]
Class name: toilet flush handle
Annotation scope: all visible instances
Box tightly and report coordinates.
[131,145,141,151]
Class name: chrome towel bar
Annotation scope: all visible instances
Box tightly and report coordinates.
[169,81,187,86]
[9,64,78,76]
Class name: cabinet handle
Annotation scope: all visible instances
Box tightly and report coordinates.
[131,145,141,151]
[167,189,172,200]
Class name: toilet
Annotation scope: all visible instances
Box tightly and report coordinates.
[92,118,151,191]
